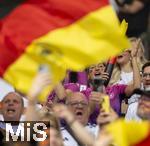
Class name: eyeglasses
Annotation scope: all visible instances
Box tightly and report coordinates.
[67,101,88,107]
[143,73,150,78]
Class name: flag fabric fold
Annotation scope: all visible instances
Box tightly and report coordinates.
[0,0,130,100]
[106,119,150,146]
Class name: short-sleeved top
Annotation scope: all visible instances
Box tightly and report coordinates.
[89,84,127,124]
[106,84,127,115]
[125,101,141,121]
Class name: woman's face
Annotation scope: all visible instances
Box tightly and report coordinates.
[88,63,105,80]
[116,50,131,65]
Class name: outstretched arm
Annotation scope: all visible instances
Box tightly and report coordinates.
[53,104,95,146]
[125,39,141,96]
[25,72,51,121]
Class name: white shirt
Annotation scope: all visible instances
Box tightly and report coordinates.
[125,102,141,121]
[117,71,141,104]
[128,94,141,105]
[61,123,99,146]
[117,71,133,85]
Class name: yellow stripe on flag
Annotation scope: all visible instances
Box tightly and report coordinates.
[4,50,66,101]
[28,6,130,70]
[120,19,128,36]
[4,5,130,101]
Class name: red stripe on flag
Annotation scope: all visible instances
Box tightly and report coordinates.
[27,0,108,21]
[0,0,109,76]
[135,133,150,146]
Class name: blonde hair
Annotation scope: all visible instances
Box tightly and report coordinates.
[109,37,147,85]
[109,64,121,85]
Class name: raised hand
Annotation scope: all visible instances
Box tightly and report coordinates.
[53,104,75,124]
[100,72,109,81]
[27,72,51,102]
[96,108,118,127]
[130,38,141,58]
[89,91,104,104]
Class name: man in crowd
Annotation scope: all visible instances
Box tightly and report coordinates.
[0,78,25,122]
[125,61,150,120]
[136,89,150,120]
[60,91,99,146]
[1,92,24,121]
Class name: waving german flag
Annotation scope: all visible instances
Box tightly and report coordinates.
[107,120,150,146]
[0,0,129,99]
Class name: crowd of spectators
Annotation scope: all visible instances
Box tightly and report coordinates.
[0,0,150,146]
